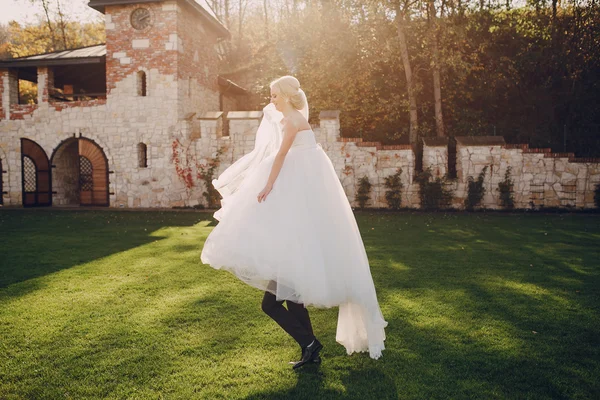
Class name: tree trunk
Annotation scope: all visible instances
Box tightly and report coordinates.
[238,0,243,48]
[429,0,445,137]
[263,0,269,41]
[39,0,57,50]
[56,0,69,49]
[395,4,418,144]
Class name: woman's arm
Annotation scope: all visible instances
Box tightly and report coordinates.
[266,122,297,185]
[257,122,298,203]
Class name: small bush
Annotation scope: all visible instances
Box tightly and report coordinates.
[464,166,488,211]
[384,168,403,210]
[497,166,515,209]
[197,147,225,208]
[415,168,454,210]
[355,176,372,209]
[594,183,600,209]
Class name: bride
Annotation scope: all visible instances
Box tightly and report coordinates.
[200,75,387,369]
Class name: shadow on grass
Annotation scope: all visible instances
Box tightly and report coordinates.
[1,211,598,398]
[244,367,398,400]
[0,209,215,289]
[163,288,399,399]
[359,212,600,398]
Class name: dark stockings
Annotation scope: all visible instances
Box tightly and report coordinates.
[261,289,315,348]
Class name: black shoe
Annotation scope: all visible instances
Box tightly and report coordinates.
[292,339,323,370]
[289,352,321,364]
[288,353,321,365]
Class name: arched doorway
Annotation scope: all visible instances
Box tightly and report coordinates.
[21,138,52,207]
[51,137,79,206]
[79,138,109,206]
[0,157,4,205]
[51,137,109,207]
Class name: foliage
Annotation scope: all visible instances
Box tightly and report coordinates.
[171,138,195,191]
[196,147,225,209]
[212,1,600,156]
[383,167,404,210]
[595,183,600,209]
[464,166,488,210]
[4,1,599,155]
[415,168,454,210]
[2,15,105,102]
[171,137,226,208]
[497,166,515,209]
[355,175,372,210]
[5,20,104,59]
[0,23,9,58]
[18,80,37,104]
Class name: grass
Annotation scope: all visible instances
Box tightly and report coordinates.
[0,209,599,399]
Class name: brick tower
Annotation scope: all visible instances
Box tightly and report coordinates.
[89,0,230,120]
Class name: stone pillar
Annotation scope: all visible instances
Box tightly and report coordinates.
[37,66,54,104]
[455,136,505,182]
[1,69,19,120]
[198,111,224,140]
[319,110,340,143]
[0,69,5,120]
[422,137,449,177]
[227,111,263,160]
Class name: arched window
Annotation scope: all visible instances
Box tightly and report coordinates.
[79,156,93,191]
[137,71,147,96]
[23,156,37,192]
[0,158,3,205]
[137,143,147,168]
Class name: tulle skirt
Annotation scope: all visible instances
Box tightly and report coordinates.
[200,142,387,358]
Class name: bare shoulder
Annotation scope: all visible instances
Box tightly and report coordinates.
[289,110,311,131]
[281,119,299,136]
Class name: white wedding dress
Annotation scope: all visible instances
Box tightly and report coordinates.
[200,101,387,359]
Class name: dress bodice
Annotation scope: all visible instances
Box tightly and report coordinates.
[290,129,318,151]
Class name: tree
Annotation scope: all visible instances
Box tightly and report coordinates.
[6,20,104,58]
[428,0,445,137]
[174,0,600,155]
[0,24,10,58]
[394,1,419,144]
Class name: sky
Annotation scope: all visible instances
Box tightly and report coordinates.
[0,0,102,25]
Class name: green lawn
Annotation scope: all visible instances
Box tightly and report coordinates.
[0,209,599,399]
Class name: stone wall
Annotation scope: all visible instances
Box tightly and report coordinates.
[446,138,600,209]
[191,110,416,209]
[1,101,599,209]
[415,137,600,209]
[199,114,600,210]
[0,87,205,207]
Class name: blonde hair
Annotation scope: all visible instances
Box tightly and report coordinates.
[270,75,306,111]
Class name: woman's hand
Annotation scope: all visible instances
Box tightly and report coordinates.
[257,183,273,203]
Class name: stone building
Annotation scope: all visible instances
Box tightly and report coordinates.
[1,0,599,210]
[0,0,247,208]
